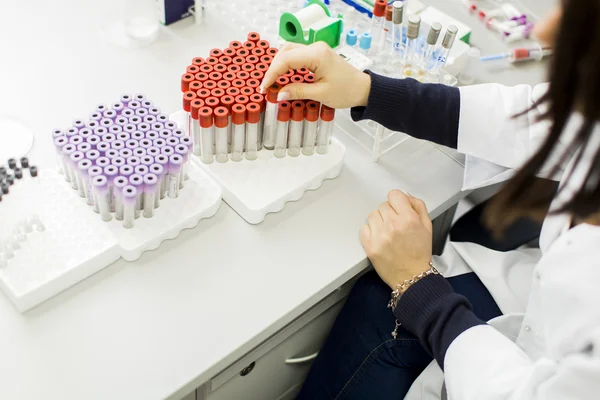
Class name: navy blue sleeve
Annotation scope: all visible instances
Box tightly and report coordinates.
[393,274,486,369]
[350,72,461,149]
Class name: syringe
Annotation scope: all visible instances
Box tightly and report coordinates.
[480,44,552,63]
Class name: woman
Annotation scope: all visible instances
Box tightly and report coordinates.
[261,2,599,399]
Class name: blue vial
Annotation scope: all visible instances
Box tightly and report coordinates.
[346,29,358,47]
[359,32,372,55]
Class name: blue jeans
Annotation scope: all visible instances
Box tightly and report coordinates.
[297,270,502,400]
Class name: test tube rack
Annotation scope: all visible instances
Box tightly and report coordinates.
[0,97,222,313]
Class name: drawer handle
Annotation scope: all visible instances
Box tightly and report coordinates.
[284,352,319,365]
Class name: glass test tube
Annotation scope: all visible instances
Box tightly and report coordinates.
[391,1,404,58]
[199,107,215,164]
[104,165,119,212]
[191,99,204,157]
[370,0,387,53]
[431,25,458,79]
[143,173,158,218]
[317,105,335,154]
[263,84,280,150]
[249,94,264,151]
[113,176,128,221]
[77,159,94,205]
[274,102,291,158]
[245,103,260,160]
[403,15,421,69]
[149,164,164,209]
[129,174,144,219]
[302,101,320,156]
[168,154,183,198]
[122,185,137,229]
[420,22,441,73]
[174,144,188,189]
[380,5,393,50]
[288,101,305,157]
[231,104,246,162]
[214,107,229,163]
[92,176,112,222]
[70,151,85,195]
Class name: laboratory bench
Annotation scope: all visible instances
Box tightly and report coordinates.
[0,0,548,399]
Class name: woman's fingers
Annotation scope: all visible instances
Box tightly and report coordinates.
[406,195,432,232]
[261,42,328,90]
[386,190,412,216]
[276,82,327,102]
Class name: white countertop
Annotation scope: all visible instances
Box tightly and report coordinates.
[0,0,547,399]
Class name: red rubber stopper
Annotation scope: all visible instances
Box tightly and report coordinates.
[209,71,223,81]
[214,64,227,73]
[226,87,240,97]
[229,40,242,49]
[386,5,393,21]
[250,70,264,80]
[214,107,229,128]
[196,88,211,100]
[266,83,280,103]
[296,68,310,75]
[235,95,249,105]
[257,40,270,49]
[220,95,235,114]
[210,48,223,58]
[242,63,255,72]
[206,97,220,109]
[191,99,205,120]
[195,72,209,82]
[232,104,246,125]
[183,91,197,112]
[187,65,200,75]
[236,48,250,57]
[284,69,294,77]
[219,56,232,65]
[255,86,262,94]
[232,79,246,88]
[211,88,225,98]
[247,32,260,43]
[246,78,260,88]
[223,71,237,81]
[320,105,335,122]
[204,80,217,90]
[277,101,291,122]
[233,57,245,66]
[189,81,203,91]
[246,55,259,64]
[241,86,255,96]
[256,63,269,72]
[513,48,530,60]
[276,76,290,86]
[260,55,273,64]
[373,0,386,17]
[181,74,194,92]
[250,94,265,112]
[291,101,306,122]
[251,48,265,57]
[218,80,232,89]
[192,57,205,66]
[290,75,303,84]
[247,103,261,124]
[236,71,250,80]
[227,64,241,73]
[267,48,278,56]
[199,107,213,128]
[223,48,236,57]
[200,64,214,73]
[206,57,219,65]
[243,41,256,50]
[304,74,315,83]
[305,101,320,122]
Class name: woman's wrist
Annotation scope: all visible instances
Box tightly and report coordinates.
[355,72,371,107]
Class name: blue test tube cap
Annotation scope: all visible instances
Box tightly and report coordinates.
[346,29,358,46]
[359,32,372,51]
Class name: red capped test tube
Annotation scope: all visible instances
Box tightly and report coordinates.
[274,101,291,158]
[231,104,246,162]
[303,101,320,156]
[245,102,261,160]
[247,32,260,43]
[191,99,205,156]
[288,101,305,157]
[183,90,197,137]
[250,93,265,149]
[317,105,336,154]
[199,107,214,164]
[263,84,280,150]
[214,106,229,163]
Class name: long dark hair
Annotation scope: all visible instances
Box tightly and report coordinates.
[484,0,600,230]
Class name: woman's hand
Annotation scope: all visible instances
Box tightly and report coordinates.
[360,190,433,289]
[260,41,371,109]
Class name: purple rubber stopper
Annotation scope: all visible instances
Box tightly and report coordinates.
[135,165,149,176]
[114,176,128,192]
[167,137,179,147]
[86,149,100,162]
[112,101,125,111]
[134,148,147,157]
[134,93,145,101]
[129,174,143,190]
[96,104,107,113]
[104,165,119,180]
[106,149,119,159]
[144,115,157,123]
[169,154,183,173]
[69,135,83,145]
[77,142,92,153]
[103,109,117,119]
[142,100,153,108]
[159,129,172,139]
[109,125,123,134]
[97,142,110,153]
[79,128,92,138]
[96,157,111,168]
[180,137,193,149]
[54,136,68,148]
[175,144,189,162]
[150,163,164,177]
[90,112,102,121]
[129,101,141,110]
[140,139,152,149]
[172,129,185,138]
[118,132,131,141]
[88,135,101,147]
[112,157,126,168]
[161,146,174,156]
[70,151,84,164]
[127,156,141,167]
[124,124,136,133]
[66,127,79,137]
[132,131,144,141]
[126,139,139,150]
[120,94,132,105]
[92,175,108,194]
[78,159,93,174]
[138,123,150,132]
[141,155,154,166]
[52,129,64,138]
[119,148,133,158]
[143,173,158,190]
[157,114,169,123]
[147,147,160,157]
[62,143,76,156]
[155,155,169,168]
[101,118,113,127]
[149,107,160,116]
[89,166,103,180]
[73,119,85,129]
[122,185,137,203]
[129,116,142,125]
[146,131,158,140]
[111,140,125,150]
[165,122,177,130]
[88,120,99,129]
[135,108,148,117]
[94,127,108,136]
[153,139,166,148]
[116,117,128,126]
[122,108,134,118]
[102,133,116,143]
[152,122,164,131]
[119,165,134,178]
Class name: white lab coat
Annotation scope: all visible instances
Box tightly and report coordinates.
[404,83,600,400]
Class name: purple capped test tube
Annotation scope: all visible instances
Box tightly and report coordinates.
[154,155,169,199]
[126,139,139,150]
[69,135,83,146]
[96,156,111,169]
[157,113,169,123]
[172,129,185,138]
[129,101,141,110]
[159,129,171,140]
[124,124,136,134]
[79,128,92,139]
[88,120,100,129]
[89,165,103,212]
[127,156,141,167]
[113,101,125,112]
[119,164,134,180]
[121,185,137,228]
[117,132,130,142]
[165,121,177,131]
[128,174,144,218]
[94,126,108,136]
[138,123,151,133]
[102,133,116,143]
[135,108,148,117]
[140,155,154,167]
[142,100,153,109]
[112,157,126,168]
[135,165,149,176]
[106,149,119,160]
[78,142,92,154]
[180,136,193,150]
[116,116,128,126]
[100,118,113,128]
[129,116,142,126]
[152,122,164,131]
[111,140,125,150]
[132,131,144,141]
[167,137,179,148]
[140,138,152,149]
[87,135,101,148]
[143,173,159,218]
[96,104,108,113]
[145,130,158,141]
[122,108,134,118]
[153,138,166,148]
[149,107,160,116]
[66,127,79,137]
[109,125,123,134]
[61,143,76,183]
[77,159,94,205]
[134,93,146,101]
[175,144,189,187]
[92,175,111,222]
[144,115,157,124]
[52,128,64,138]
[119,148,133,159]
[134,148,147,157]
[70,151,85,193]
[97,141,111,155]
[73,119,85,129]
[167,154,184,198]
[103,109,117,120]
[90,112,102,122]
[120,94,132,105]
[86,149,100,164]
[149,164,164,208]
[113,176,128,221]
[147,147,160,158]
[104,165,119,212]
[161,146,174,157]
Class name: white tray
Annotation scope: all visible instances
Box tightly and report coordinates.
[0,164,221,312]
[171,110,345,224]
